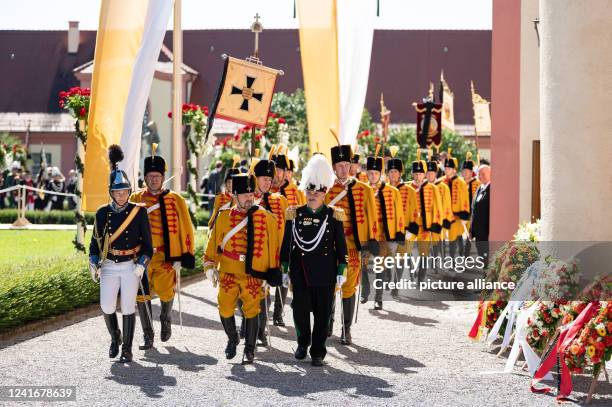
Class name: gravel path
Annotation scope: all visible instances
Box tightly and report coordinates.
[0,279,610,406]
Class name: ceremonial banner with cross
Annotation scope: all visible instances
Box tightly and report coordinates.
[206,56,280,139]
[414,102,443,148]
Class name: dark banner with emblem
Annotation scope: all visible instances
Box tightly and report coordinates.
[415,102,443,148]
[206,56,281,141]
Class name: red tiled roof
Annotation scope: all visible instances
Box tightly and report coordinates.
[0,29,491,123]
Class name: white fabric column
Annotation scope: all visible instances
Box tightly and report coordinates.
[119,0,173,183]
[336,0,375,145]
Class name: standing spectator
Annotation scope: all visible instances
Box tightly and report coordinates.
[470,164,491,273]
[65,169,78,210]
[0,171,5,209]
[21,171,35,210]
[45,167,66,211]
[4,161,22,208]
[207,161,224,211]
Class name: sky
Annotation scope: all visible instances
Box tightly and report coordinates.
[0,0,492,31]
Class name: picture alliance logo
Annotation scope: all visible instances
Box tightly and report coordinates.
[372,254,487,274]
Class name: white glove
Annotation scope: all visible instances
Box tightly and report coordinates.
[89,263,99,282]
[134,263,145,279]
[282,273,290,288]
[173,261,181,273]
[336,274,347,287]
[461,220,469,240]
[206,268,220,287]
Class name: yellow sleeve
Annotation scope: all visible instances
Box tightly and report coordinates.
[129,191,143,204]
[393,188,405,235]
[266,211,280,268]
[298,188,306,205]
[278,195,288,248]
[458,180,470,219]
[363,184,378,241]
[208,195,221,228]
[204,212,221,268]
[432,185,444,229]
[175,193,196,257]
[408,189,418,226]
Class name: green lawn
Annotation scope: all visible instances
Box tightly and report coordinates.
[0,230,208,270]
[0,230,91,268]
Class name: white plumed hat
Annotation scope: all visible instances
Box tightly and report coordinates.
[299,154,335,192]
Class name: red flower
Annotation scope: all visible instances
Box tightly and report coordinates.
[233,134,240,141]
[203,106,209,115]
[255,134,263,141]
[59,100,64,108]
[363,130,370,136]
[278,118,286,124]
[374,136,380,143]
[182,103,189,111]
[79,107,86,117]
[167,111,173,118]
[59,91,67,99]
[268,112,277,118]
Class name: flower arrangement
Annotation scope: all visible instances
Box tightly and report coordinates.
[231,112,288,151]
[486,241,539,301]
[59,87,90,120]
[561,301,588,326]
[513,219,542,242]
[533,259,580,303]
[564,302,612,375]
[526,301,563,353]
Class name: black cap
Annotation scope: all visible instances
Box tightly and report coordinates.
[225,168,240,182]
[273,154,289,170]
[462,160,475,171]
[426,161,438,172]
[446,157,458,169]
[366,156,383,172]
[331,145,353,164]
[412,160,426,174]
[351,153,361,164]
[387,158,403,173]
[144,155,166,175]
[288,159,296,171]
[254,159,276,177]
[232,174,256,195]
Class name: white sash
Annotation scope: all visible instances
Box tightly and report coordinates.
[147,203,160,214]
[328,188,347,207]
[219,200,232,211]
[220,206,258,251]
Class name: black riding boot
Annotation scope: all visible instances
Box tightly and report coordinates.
[137,301,154,350]
[341,295,356,345]
[103,312,122,358]
[160,299,174,342]
[243,316,258,364]
[119,313,136,363]
[257,298,268,346]
[220,316,239,359]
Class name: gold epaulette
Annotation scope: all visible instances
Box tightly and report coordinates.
[330,206,346,222]
[286,206,297,220]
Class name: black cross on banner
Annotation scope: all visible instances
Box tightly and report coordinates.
[231,76,264,111]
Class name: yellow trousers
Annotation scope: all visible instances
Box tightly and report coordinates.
[340,247,362,299]
[218,272,264,318]
[448,218,465,241]
[137,252,175,302]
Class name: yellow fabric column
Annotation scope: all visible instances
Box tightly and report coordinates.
[297,0,340,160]
[82,0,148,211]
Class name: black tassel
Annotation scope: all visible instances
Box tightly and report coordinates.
[377,0,380,17]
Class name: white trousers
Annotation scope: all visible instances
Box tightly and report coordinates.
[99,260,139,315]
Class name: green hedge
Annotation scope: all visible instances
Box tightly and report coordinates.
[0,246,206,332]
[0,209,210,226]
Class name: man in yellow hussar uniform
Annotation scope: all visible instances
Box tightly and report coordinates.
[208,159,239,229]
[204,174,282,363]
[251,154,288,340]
[385,146,415,296]
[349,152,369,183]
[325,144,377,344]
[362,146,405,310]
[428,158,453,261]
[271,145,305,206]
[131,145,195,350]
[286,158,307,205]
[406,159,444,282]
[443,149,470,258]
[461,152,481,257]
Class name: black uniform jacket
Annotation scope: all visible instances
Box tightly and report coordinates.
[280,205,348,288]
[89,202,154,263]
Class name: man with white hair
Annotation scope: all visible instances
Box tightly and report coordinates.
[45,167,65,211]
[470,164,491,272]
[281,154,348,366]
